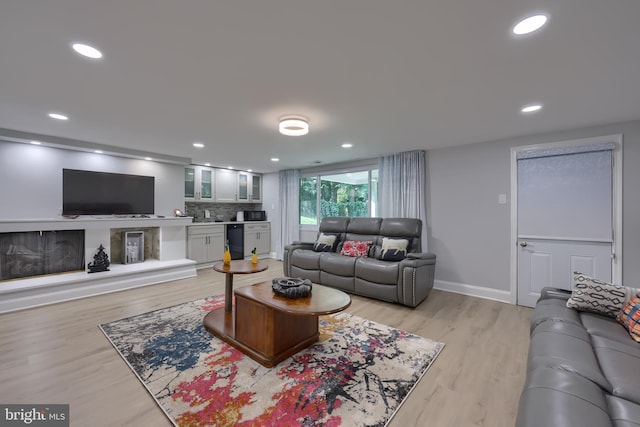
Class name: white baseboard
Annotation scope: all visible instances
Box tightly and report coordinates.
[434,279,512,304]
[0,259,197,313]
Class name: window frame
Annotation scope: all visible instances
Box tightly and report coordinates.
[299,161,378,229]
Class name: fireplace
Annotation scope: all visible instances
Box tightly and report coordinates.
[0,230,85,281]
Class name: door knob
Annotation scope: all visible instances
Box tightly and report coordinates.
[519,241,528,247]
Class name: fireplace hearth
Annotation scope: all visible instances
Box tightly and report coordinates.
[0,230,85,280]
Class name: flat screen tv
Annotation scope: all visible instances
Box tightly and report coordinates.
[62,169,155,216]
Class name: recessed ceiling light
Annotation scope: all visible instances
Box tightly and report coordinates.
[341,143,353,148]
[227,166,233,169]
[247,169,253,172]
[204,163,211,166]
[94,150,103,154]
[144,157,152,161]
[193,142,205,148]
[72,43,103,59]
[30,141,41,145]
[271,158,280,162]
[521,104,542,113]
[279,116,309,136]
[48,113,68,120]
[513,14,548,35]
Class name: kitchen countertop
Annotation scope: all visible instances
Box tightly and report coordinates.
[187,220,270,226]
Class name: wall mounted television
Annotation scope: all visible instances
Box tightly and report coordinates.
[62,169,155,216]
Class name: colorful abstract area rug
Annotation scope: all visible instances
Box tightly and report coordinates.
[99,295,444,427]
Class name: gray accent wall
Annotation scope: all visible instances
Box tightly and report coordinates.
[428,119,640,296]
[0,140,185,219]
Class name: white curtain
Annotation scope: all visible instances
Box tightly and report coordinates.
[378,150,428,250]
[276,169,300,259]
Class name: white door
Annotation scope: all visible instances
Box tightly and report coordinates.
[516,143,615,307]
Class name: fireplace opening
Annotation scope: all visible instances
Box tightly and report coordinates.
[0,230,85,281]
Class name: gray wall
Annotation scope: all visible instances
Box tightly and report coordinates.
[0,140,185,219]
[428,119,640,295]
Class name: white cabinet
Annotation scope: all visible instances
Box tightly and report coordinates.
[185,166,214,201]
[238,172,262,203]
[186,167,262,204]
[187,225,225,266]
[244,223,270,257]
[214,169,237,202]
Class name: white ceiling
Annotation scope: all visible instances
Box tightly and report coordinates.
[1,1,639,173]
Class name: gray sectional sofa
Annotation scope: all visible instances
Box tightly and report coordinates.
[516,287,640,427]
[283,217,436,307]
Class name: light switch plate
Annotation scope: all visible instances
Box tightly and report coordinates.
[498,194,507,204]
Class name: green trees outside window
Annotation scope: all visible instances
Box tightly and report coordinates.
[300,170,377,225]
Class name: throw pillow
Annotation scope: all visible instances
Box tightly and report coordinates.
[313,233,338,252]
[617,293,640,343]
[566,272,638,318]
[378,238,409,261]
[340,240,372,257]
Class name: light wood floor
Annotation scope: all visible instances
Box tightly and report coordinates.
[0,259,532,426]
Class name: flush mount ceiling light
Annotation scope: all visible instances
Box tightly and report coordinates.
[72,43,103,59]
[341,143,353,148]
[279,116,309,136]
[192,142,205,148]
[521,104,542,113]
[513,14,548,35]
[48,112,68,120]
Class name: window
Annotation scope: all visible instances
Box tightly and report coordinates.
[300,177,317,225]
[300,168,378,225]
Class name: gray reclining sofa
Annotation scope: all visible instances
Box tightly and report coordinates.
[283,217,436,307]
[516,286,640,427]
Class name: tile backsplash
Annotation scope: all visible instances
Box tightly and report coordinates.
[185,202,262,222]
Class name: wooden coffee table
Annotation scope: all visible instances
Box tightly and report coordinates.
[203,281,351,367]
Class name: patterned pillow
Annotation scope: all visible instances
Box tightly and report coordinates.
[566,272,639,318]
[377,238,409,261]
[617,293,640,343]
[313,233,338,252]
[340,240,372,257]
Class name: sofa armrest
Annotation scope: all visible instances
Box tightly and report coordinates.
[397,253,436,307]
[288,241,315,248]
[282,242,315,276]
[538,287,572,302]
[405,252,436,263]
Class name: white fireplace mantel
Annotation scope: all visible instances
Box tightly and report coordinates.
[0,216,197,313]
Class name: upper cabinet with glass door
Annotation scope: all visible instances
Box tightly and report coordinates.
[237,171,262,203]
[184,166,214,202]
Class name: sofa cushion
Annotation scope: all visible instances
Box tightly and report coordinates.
[617,294,640,343]
[607,396,640,427]
[530,317,592,343]
[581,312,635,344]
[593,335,640,404]
[376,238,408,261]
[516,367,613,427]
[319,252,357,276]
[290,249,321,270]
[527,327,612,392]
[340,240,372,257]
[566,272,637,318]
[345,217,382,235]
[313,233,338,252]
[355,257,399,285]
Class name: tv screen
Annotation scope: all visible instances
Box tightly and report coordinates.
[63,169,155,215]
